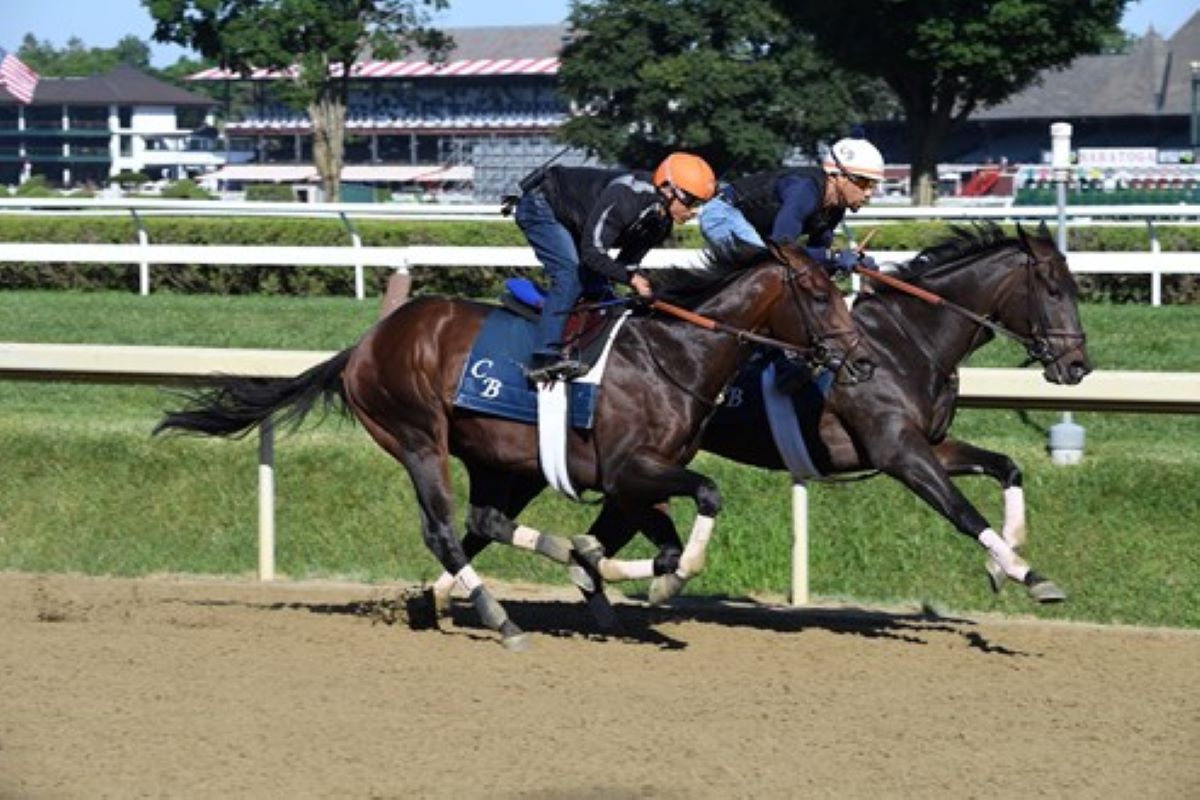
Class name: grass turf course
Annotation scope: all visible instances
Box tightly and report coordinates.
[1,291,1197,628]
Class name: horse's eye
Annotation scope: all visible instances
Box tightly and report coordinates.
[813,293,830,304]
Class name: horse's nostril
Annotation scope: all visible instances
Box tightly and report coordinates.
[1070,361,1092,381]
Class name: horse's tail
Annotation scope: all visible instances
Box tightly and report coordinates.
[153,348,355,439]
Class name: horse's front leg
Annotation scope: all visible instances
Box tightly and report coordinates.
[569,501,685,630]
[876,432,1065,603]
[572,452,722,604]
[932,437,1029,593]
[933,437,1027,548]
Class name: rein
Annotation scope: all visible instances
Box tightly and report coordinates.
[648,298,812,360]
[854,263,1040,352]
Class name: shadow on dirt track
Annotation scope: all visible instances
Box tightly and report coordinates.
[179,588,1038,657]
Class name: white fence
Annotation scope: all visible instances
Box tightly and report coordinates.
[3,197,1200,305]
[3,342,1198,592]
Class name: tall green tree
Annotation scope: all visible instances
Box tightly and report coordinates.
[17,34,151,75]
[557,0,892,176]
[143,0,450,200]
[771,0,1128,204]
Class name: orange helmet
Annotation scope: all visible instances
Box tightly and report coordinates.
[653,152,717,204]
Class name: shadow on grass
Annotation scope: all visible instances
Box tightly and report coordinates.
[181,586,1036,657]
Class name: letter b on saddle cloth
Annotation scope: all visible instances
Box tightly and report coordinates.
[453,278,631,499]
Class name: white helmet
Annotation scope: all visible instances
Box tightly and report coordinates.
[823,138,885,182]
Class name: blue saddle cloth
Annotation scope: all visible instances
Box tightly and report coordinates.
[709,356,835,430]
[454,306,600,429]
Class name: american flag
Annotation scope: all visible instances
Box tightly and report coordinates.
[0,47,39,104]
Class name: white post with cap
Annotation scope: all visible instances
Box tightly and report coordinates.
[1048,122,1085,465]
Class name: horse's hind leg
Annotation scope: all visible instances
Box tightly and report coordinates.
[350,410,530,650]
[432,472,553,614]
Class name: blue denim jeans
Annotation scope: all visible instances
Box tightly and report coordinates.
[515,190,585,358]
[699,196,766,255]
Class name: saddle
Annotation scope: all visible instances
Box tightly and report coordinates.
[501,277,624,371]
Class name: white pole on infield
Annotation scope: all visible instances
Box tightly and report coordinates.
[790,481,809,605]
[258,418,276,581]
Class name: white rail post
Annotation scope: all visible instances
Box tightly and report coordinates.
[339,211,365,300]
[1147,219,1162,307]
[131,209,150,296]
[789,481,810,606]
[1048,122,1085,464]
[258,418,276,581]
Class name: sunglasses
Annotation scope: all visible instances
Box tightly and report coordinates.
[671,187,704,209]
[843,172,878,191]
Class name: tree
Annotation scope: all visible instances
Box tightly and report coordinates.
[143,0,450,200]
[770,0,1128,205]
[17,33,150,76]
[557,0,892,176]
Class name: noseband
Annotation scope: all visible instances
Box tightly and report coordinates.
[780,260,869,382]
[1014,253,1087,369]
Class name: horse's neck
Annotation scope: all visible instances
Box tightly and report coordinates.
[874,249,1018,371]
[656,269,780,391]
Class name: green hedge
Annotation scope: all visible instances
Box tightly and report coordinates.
[0,216,1196,302]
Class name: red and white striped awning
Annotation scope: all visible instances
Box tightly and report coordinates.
[190,58,559,81]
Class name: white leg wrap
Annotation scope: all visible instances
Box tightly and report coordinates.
[978,528,1029,582]
[597,558,656,581]
[1002,487,1027,549]
[433,570,456,600]
[512,524,540,551]
[454,565,483,593]
[677,515,715,579]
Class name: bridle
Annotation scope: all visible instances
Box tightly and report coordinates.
[633,258,871,405]
[649,259,865,374]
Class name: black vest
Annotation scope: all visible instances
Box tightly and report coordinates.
[727,167,831,240]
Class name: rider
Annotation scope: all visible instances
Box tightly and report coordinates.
[515,152,718,382]
[700,136,884,275]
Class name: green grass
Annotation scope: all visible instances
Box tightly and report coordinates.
[2,291,1198,628]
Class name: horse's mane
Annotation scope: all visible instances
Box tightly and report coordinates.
[900,222,1015,279]
[650,243,771,309]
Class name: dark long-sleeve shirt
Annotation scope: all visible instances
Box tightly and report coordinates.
[537,166,673,283]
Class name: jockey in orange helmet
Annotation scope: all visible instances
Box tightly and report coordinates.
[514,152,717,381]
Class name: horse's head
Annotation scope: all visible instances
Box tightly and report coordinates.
[767,241,874,384]
[1011,222,1092,385]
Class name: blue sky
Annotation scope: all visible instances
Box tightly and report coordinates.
[3,0,1196,68]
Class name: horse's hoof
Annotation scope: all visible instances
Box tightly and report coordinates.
[648,572,687,605]
[568,563,596,593]
[1028,580,1068,603]
[502,632,532,652]
[1025,570,1067,603]
[985,557,1005,594]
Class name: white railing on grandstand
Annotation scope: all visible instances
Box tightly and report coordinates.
[3,342,1199,592]
[2,197,1199,305]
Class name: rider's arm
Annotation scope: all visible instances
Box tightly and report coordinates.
[580,178,661,283]
[771,175,824,260]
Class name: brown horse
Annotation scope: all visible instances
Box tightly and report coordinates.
[155,242,869,649]
[568,222,1091,613]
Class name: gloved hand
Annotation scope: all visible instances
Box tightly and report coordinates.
[859,253,878,270]
[826,248,859,276]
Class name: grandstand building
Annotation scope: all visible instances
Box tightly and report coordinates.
[0,65,218,188]
[193,24,594,201]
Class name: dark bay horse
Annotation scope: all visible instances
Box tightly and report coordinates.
[563,222,1091,611]
[155,242,867,649]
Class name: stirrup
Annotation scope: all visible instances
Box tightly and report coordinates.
[528,358,588,383]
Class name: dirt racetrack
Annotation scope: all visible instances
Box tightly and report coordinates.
[1,572,1197,799]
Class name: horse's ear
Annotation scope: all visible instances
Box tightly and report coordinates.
[1037,220,1053,241]
[1016,222,1033,252]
